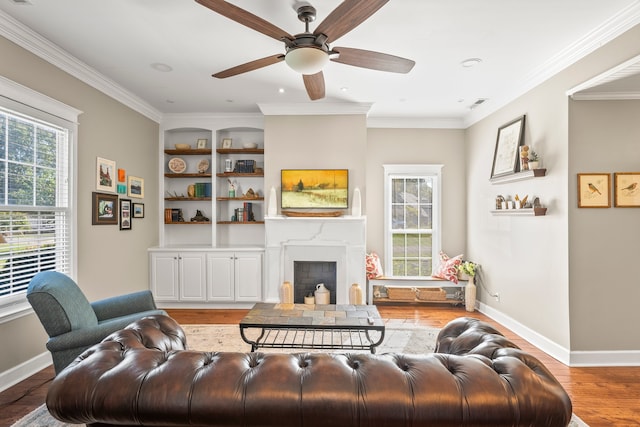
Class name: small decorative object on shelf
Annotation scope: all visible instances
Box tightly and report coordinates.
[520,145,530,170]
[197,159,210,174]
[174,143,191,150]
[190,210,209,222]
[168,157,186,174]
[528,150,540,170]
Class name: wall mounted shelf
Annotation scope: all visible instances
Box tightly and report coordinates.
[490,168,546,184]
[490,207,547,216]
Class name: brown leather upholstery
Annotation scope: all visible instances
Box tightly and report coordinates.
[46,315,572,427]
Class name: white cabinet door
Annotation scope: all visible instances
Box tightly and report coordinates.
[235,252,263,302]
[179,252,207,301]
[150,252,179,301]
[207,252,234,301]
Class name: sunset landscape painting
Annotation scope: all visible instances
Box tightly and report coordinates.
[281,169,348,209]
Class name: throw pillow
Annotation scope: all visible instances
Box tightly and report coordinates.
[432,251,463,283]
[366,253,384,279]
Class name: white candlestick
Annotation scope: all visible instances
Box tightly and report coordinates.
[268,186,277,216]
[352,187,362,217]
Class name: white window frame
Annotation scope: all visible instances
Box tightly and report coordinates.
[383,164,443,278]
[0,76,80,323]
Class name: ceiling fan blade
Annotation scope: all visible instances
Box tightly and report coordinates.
[314,0,389,42]
[331,47,415,73]
[213,54,284,78]
[303,72,325,100]
[196,0,293,41]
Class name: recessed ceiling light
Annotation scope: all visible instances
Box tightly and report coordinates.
[278,88,285,94]
[150,63,173,72]
[340,87,348,92]
[460,58,482,68]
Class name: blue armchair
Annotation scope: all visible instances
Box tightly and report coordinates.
[27,271,166,374]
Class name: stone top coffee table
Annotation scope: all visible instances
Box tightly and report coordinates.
[239,302,386,353]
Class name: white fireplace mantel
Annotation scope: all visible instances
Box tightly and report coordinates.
[264,216,367,304]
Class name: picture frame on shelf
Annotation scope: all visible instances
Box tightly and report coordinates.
[614,172,640,207]
[128,175,144,199]
[490,115,526,179]
[133,203,145,218]
[119,198,132,230]
[92,192,118,225]
[96,157,116,193]
[222,138,233,149]
[577,173,610,208]
[197,138,208,149]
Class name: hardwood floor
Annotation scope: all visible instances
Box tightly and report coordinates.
[1,306,639,426]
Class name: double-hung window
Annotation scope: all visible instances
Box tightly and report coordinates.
[0,77,78,321]
[383,164,442,278]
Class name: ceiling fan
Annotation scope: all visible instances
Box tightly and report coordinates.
[195,0,415,101]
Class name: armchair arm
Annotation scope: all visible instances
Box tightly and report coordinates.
[91,290,158,321]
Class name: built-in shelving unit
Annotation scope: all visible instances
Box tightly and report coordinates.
[151,118,265,308]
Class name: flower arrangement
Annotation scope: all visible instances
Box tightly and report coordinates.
[528,150,539,162]
[458,261,478,277]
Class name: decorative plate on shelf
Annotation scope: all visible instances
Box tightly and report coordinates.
[168,157,186,173]
[197,159,210,173]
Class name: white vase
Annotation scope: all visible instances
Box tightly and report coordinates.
[280,281,293,304]
[465,276,477,312]
[349,283,363,305]
[267,186,277,216]
[352,187,362,217]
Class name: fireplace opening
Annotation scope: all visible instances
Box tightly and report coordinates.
[293,261,337,304]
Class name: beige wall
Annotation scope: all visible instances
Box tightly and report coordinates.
[465,23,640,353]
[263,114,367,211]
[569,99,640,351]
[365,128,467,258]
[0,36,159,374]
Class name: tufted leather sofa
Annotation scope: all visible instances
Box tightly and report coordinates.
[46,314,572,427]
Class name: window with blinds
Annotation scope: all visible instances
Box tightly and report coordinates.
[383,164,442,278]
[0,107,71,301]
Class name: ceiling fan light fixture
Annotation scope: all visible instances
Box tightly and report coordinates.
[285,47,329,75]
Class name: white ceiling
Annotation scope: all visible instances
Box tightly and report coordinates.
[1,0,640,127]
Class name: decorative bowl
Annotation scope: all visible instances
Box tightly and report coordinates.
[174,143,191,150]
[243,142,258,149]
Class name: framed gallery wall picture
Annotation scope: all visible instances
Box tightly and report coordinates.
[490,115,526,179]
[577,173,610,208]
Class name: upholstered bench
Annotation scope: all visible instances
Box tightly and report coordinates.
[46,314,572,426]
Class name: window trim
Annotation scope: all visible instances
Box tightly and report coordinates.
[0,75,80,323]
[383,164,443,279]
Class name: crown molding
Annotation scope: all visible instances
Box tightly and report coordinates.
[366,116,465,129]
[464,1,640,128]
[258,102,372,116]
[0,10,162,123]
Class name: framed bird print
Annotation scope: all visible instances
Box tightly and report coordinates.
[577,173,610,208]
[614,172,640,207]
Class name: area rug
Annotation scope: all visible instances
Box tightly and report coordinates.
[11,323,588,427]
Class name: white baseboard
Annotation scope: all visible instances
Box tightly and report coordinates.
[478,302,640,367]
[0,351,52,393]
[478,301,571,364]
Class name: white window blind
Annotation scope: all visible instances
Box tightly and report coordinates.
[0,107,71,300]
[383,164,442,278]
[0,78,78,321]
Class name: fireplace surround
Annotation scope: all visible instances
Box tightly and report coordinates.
[264,216,366,304]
